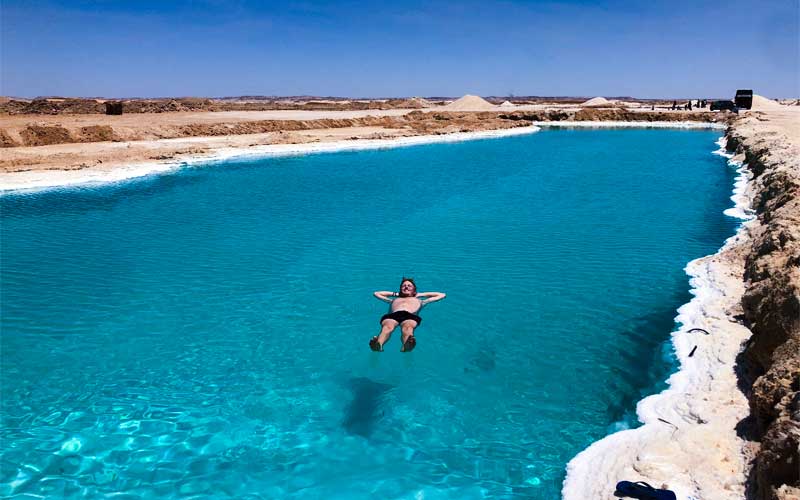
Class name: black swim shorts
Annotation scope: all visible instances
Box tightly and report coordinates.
[380,310,422,326]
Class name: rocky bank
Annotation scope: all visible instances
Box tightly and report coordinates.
[727,111,800,500]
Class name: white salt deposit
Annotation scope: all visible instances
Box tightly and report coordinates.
[443,95,497,111]
[581,96,611,107]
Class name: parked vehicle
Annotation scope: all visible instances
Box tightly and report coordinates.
[735,89,753,109]
[710,100,737,112]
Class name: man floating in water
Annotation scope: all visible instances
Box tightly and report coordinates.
[370,277,446,352]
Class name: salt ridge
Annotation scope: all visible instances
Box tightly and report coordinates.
[562,137,755,500]
[713,139,754,220]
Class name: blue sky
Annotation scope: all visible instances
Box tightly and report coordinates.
[2,0,798,98]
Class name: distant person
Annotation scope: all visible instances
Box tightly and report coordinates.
[672,100,677,110]
[369,278,446,352]
[688,100,692,111]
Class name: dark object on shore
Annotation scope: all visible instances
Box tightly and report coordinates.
[710,100,737,112]
[615,481,677,500]
[689,345,698,357]
[735,89,753,109]
[105,101,123,115]
[688,328,710,335]
[657,417,678,429]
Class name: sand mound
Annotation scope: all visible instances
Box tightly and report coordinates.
[444,94,496,111]
[751,94,784,111]
[500,100,515,107]
[581,97,611,107]
[405,97,433,108]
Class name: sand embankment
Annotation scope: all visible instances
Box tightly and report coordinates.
[0,110,527,179]
[562,105,799,500]
[0,127,544,191]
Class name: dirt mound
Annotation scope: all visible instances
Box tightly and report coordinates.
[20,125,73,146]
[404,97,433,108]
[1,98,104,115]
[572,108,719,122]
[78,125,117,142]
[581,97,611,107]
[500,101,515,107]
[0,129,18,147]
[444,95,496,111]
[751,95,784,111]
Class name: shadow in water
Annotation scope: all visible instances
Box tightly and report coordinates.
[342,377,394,438]
[464,342,496,374]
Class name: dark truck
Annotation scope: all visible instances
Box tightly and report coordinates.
[710,100,737,112]
[735,89,753,109]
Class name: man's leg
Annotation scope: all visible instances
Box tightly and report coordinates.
[400,320,418,351]
[372,319,398,351]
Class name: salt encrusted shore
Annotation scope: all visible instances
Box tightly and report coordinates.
[0,127,541,193]
[562,137,755,500]
[563,107,800,500]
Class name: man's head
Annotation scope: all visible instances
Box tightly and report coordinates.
[398,277,417,297]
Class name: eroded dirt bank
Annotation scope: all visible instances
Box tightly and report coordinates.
[727,109,800,500]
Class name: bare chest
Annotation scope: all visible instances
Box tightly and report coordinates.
[391,297,422,313]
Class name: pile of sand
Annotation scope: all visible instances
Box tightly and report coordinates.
[581,97,611,107]
[444,95,497,111]
[499,100,515,107]
[750,94,784,111]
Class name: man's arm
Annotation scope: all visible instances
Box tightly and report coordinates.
[373,291,396,303]
[418,292,446,305]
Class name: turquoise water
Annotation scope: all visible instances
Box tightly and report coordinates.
[0,129,737,499]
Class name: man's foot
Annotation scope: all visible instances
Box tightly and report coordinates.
[369,336,383,352]
[401,336,416,352]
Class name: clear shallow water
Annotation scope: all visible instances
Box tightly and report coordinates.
[1,129,736,499]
